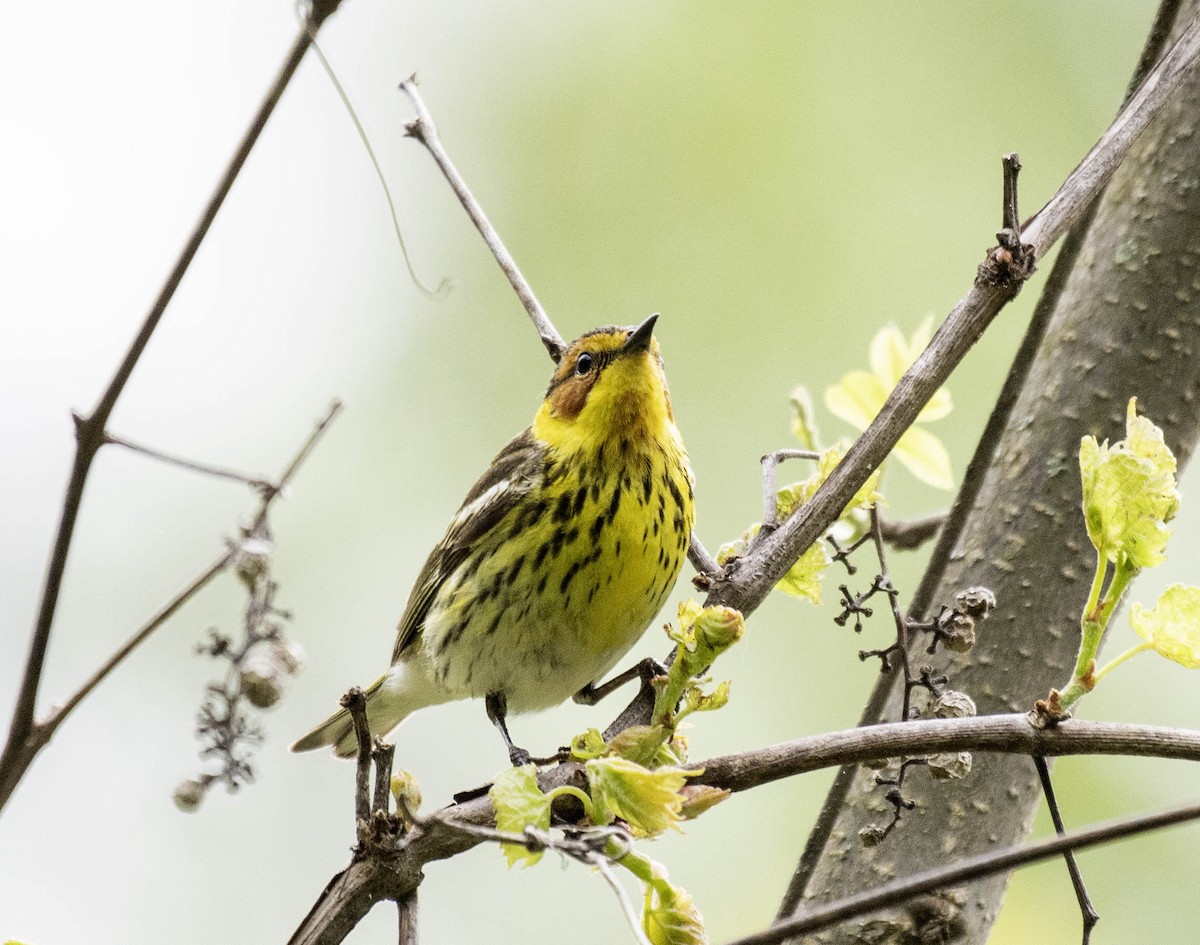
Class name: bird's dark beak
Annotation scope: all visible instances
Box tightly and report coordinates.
[622,313,658,355]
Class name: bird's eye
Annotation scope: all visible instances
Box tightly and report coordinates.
[575,353,594,376]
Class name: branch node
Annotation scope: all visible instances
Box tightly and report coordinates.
[977,153,1036,287]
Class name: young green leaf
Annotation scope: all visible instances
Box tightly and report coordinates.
[683,681,731,714]
[1131,584,1200,669]
[1080,398,1180,569]
[489,764,551,867]
[775,540,830,603]
[390,770,422,819]
[585,756,694,837]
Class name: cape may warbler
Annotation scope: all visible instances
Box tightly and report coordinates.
[293,314,694,763]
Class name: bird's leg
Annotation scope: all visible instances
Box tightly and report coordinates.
[485,692,530,767]
[573,656,669,706]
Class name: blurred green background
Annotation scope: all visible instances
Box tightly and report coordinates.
[5,1,1197,942]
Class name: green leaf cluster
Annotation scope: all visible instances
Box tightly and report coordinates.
[488,602,746,942]
[1053,400,1200,713]
[1080,397,1180,569]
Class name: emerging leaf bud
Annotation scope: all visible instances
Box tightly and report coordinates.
[390,769,423,819]
[569,727,609,761]
[643,876,707,945]
[678,785,731,820]
[608,725,669,767]
[693,606,745,654]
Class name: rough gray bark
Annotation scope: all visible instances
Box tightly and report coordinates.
[783,4,1200,942]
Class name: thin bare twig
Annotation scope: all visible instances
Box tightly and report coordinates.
[99,425,274,491]
[342,688,373,828]
[869,509,916,721]
[256,401,343,525]
[299,19,447,302]
[877,511,946,550]
[0,0,346,814]
[373,739,396,816]
[1035,755,1099,945]
[760,449,821,529]
[593,855,654,945]
[720,801,1200,945]
[50,551,235,740]
[399,76,565,362]
[686,534,721,582]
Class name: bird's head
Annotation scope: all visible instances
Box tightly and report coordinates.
[533,314,676,449]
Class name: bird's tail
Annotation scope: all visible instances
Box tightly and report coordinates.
[291,656,452,758]
[289,676,399,758]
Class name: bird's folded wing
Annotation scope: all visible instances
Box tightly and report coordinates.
[392,427,547,661]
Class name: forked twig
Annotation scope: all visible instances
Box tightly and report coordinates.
[0,401,340,809]
[0,0,347,816]
[99,425,274,491]
[759,449,821,529]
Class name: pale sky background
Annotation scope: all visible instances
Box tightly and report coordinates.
[4,2,1197,943]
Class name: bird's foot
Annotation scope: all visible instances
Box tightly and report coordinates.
[508,745,531,767]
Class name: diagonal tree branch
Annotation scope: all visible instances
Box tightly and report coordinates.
[706,7,1200,620]
[399,76,565,363]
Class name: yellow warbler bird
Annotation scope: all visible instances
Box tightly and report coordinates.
[292,315,694,764]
